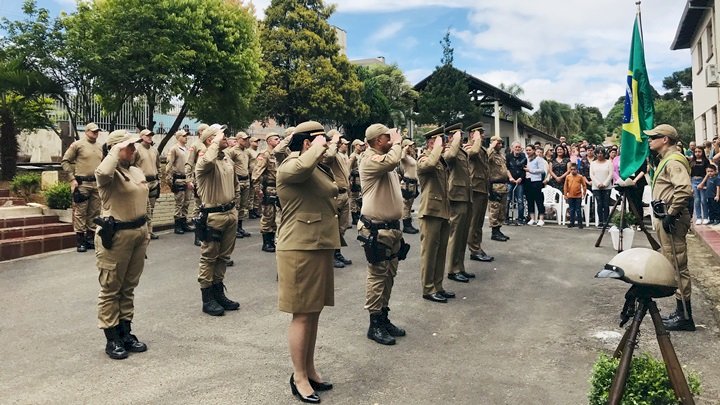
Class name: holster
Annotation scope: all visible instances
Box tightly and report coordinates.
[194,211,209,243]
[489,190,501,202]
[401,177,419,199]
[148,183,161,199]
[171,174,187,193]
[262,185,281,208]
[397,239,410,261]
[72,187,89,203]
[350,169,361,192]
[357,217,408,264]
[92,217,117,249]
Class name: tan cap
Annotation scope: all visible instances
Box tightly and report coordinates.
[200,124,226,143]
[365,123,390,141]
[250,136,259,142]
[197,123,209,133]
[265,132,281,141]
[352,139,365,147]
[340,138,350,145]
[284,126,296,137]
[401,139,415,147]
[327,129,341,138]
[294,121,325,136]
[643,124,679,141]
[139,129,154,137]
[106,130,139,147]
[490,135,502,142]
[235,131,250,139]
[174,130,187,140]
[85,122,102,132]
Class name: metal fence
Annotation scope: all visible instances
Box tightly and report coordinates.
[50,97,149,131]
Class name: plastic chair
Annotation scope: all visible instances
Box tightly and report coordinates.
[561,189,594,227]
[542,186,565,224]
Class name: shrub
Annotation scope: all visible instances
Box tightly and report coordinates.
[10,172,41,201]
[609,210,638,229]
[589,353,701,405]
[43,182,72,210]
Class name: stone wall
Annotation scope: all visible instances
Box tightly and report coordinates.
[152,193,196,229]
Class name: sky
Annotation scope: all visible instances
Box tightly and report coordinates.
[1,0,692,115]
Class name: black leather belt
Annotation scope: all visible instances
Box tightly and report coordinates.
[490,179,508,184]
[114,216,147,230]
[202,202,235,213]
[402,177,418,184]
[146,175,158,181]
[75,175,96,182]
[237,175,250,181]
[360,216,400,230]
[172,173,186,179]
[338,187,347,194]
[265,182,276,187]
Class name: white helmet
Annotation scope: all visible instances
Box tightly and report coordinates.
[596,248,677,297]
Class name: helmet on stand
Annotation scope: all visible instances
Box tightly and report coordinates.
[596,248,677,298]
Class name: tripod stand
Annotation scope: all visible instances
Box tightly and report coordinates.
[609,295,695,404]
[595,186,660,252]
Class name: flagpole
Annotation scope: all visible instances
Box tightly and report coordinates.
[636,1,644,42]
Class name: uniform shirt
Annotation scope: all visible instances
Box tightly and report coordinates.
[61,137,103,180]
[652,147,692,216]
[323,142,350,190]
[359,144,404,222]
[225,145,251,177]
[196,141,236,207]
[443,136,472,203]
[488,148,509,182]
[273,137,291,164]
[185,139,207,182]
[248,147,259,176]
[417,145,450,219]
[400,149,418,180]
[165,143,188,177]
[564,173,586,198]
[466,139,488,194]
[252,148,278,185]
[95,148,149,221]
[133,142,160,177]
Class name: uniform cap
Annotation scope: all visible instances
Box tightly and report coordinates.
[265,132,281,141]
[490,135,502,142]
[340,138,350,145]
[85,122,102,132]
[250,136,259,142]
[284,126,296,137]
[643,124,679,141]
[294,121,325,136]
[365,124,390,141]
[106,130,139,147]
[467,122,485,133]
[197,123,209,133]
[352,139,365,147]
[401,139,415,147]
[235,131,250,139]
[199,124,227,143]
[422,126,443,139]
[174,130,187,140]
[139,129,154,137]
[327,129,341,138]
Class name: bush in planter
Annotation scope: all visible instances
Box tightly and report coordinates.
[43,182,72,210]
[10,172,41,201]
[588,353,701,405]
[609,210,638,229]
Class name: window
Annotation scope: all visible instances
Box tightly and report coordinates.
[702,113,708,141]
[707,23,714,61]
[697,38,704,74]
[712,107,718,139]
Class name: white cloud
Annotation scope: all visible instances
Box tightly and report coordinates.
[368,22,405,43]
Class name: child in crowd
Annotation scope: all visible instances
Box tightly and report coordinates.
[706,164,720,225]
[564,162,587,228]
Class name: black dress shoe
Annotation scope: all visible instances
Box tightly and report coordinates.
[150,233,159,240]
[309,379,333,392]
[470,252,494,262]
[438,290,456,299]
[423,293,448,303]
[290,374,321,403]
[460,271,476,279]
[448,273,470,283]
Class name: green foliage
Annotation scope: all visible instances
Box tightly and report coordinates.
[589,353,701,405]
[43,182,72,210]
[609,210,638,229]
[10,172,41,200]
[662,67,692,101]
[532,100,580,139]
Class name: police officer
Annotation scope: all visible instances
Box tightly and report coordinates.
[646,124,695,331]
[248,136,261,219]
[186,123,210,246]
[349,139,366,225]
[399,139,420,234]
[225,131,253,238]
[195,124,240,316]
[133,129,161,239]
[323,129,352,268]
[466,123,494,262]
[417,127,454,303]
[487,135,510,242]
[94,130,149,360]
[165,130,194,234]
[359,124,407,346]
[61,122,103,252]
[253,132,282,252]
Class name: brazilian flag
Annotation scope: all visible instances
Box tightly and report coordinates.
[620,13,654,180]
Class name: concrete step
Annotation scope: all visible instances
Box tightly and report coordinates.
[0,197,27,206]
[0,232,77,261]
[0,223,74,239]
[0,206,44,219]
[0,215,60,229]
[0,189,9,198]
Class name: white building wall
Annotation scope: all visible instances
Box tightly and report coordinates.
[689,6,720,144]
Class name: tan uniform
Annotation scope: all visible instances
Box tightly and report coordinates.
[487,148,509,228]
[225,145,252,220]
[248,147,260,211]
[443,136,473,276]
[61,137,103,233]
[165,143,192,220]
[186,139,207,219]
[195,141,238,289]
[94,148,149,329]
[133,143,160,234]
[324,142,351,240]
[466,140,489,254]
[252,148,280,234]
[359,144,404,313]
[417,146,450,295]
[652,147,693,300]
[399,149,419,220]
[349,151,364,215]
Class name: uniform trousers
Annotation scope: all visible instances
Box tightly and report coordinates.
[402,197,416,220]
[198,210,238,288]
[173,181,192,219]
[446,201,471,275]
[336,192,350,237]
[72,183,100,233]
[653,212,691,300]
[146,180,159,233]
[359,225,402,313]
[488,193,508,228]
[235,179,251,220]
[467,191,489,254]
[419,216,450,295]
[350,190,362,214]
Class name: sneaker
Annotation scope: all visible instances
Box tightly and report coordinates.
[702,218,710,225]
[537,220,545,227]
[695,218,702,225]
[527,219,536,226]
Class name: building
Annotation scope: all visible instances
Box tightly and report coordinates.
[350,57,387,67]
[672,0,718,143]
[334,26,347,55]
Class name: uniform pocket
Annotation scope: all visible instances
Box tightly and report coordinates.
[296,212,322,225]
[97,259,119,291]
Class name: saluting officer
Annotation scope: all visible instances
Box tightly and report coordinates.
[399,139,420,234]
[417,127,454,303]
[248,136,261,219]
[466,123,494,262]
[61,122,103,252]
[253,132,282,252]
[195,124,240,316]
[165,130,194,234]
[349,139,366,225]
[323,130,353,268]
[359,124,407,346]
[133,129,161,239]
[224,131,253,238]
[186,123,210,246]
[487,135,510,242]
[646,124,695,331]
[94,130,149,360]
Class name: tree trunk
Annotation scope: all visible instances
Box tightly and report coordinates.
[146,93,156,131]
[157,101,189,154]
[0,109,19,181]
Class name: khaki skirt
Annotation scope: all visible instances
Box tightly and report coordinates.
[277,249,334,313]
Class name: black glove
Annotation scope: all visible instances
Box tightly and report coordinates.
[662,213,678,234]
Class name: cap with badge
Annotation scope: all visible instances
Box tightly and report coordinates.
[643,124,679,141]
[107,130,140,148]
[467,122,485,133]
[365,123,391,142]
[352,139,365,147]
[235,131,250,139]
[86,122,102,132]
[294,121,326,136]
[199,124,227,143]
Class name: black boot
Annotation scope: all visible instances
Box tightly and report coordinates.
[497,228,510,240]
[85,230,95,250]
[381,307,406,337]
[352,212,360,225]
[663,300,696,332]
[174,218,185,235]
[237,220,251,238]
[249,209,260,219]
[261,233,276,252]
[367,312,395,345]
[661,299,684,321]
[76,232,87,252]
[402,218,419,234]
[201,287,225,316]
[103,326,128,360]
[333,254,345,268]
[335,249,352,265]
[212,282,240,310]
[491,227,508,242]
[118,319,147,352]
[181,218,195,232]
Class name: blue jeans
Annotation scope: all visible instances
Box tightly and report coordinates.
[507,182,525,221]
[568,198,582,225]
[691,177,708,220]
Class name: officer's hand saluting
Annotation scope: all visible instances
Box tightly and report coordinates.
[389,128,402,145]
[311,133,327,147]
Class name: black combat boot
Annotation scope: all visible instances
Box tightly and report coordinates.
[497,227,510,240]
[261,233,276,252]
[118,319,147,352]
[103,326,129,360]
[367,312,395,345]
[333,251,345,268]
[237,220,251,238]
[201,287,225,316]
[381,307,406,337]
[402,218,419,234]
[352,212,360,225]
[335,249,352,265]
[663,300,696,332]
[212,281,240,310]
[662,299,683,320]
[76,232,87,252]
[85,230,95,249]
[249,209,260,219]
[491,227,508,242]
[181,219,195,232]
[174,218,185,234]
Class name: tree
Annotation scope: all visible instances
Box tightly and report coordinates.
[498,83,525,97]
[661,67,692,101]
[532,100,580,139]
[257,0,366,126]
[574,104,605,145]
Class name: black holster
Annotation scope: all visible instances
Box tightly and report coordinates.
[489,190,501,202]
[349,169,361,192]
[92,217,117,249]
[148,183,161,199]
[73,187,89,203]
[194,211,209,243]
[171,174,187,193]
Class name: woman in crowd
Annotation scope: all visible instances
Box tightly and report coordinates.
[590,147,614,227]
[525,145,546,226]
[690,146,712,224]
[577,146,592,186]
[548,145,570,192]
[276,121,338,403]
[609,147,620,184]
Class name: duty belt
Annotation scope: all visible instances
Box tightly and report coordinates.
[236,175,250,181]
[113,216,147,230]
[172,173,187,179]
[145,175,158,182]
[338,187,347,194]
[360,215,400,230]
[201,201,235,214]
[75,175,96,182]
[402,177,418,184]
[265,182,276,187]
[490,179,508,184]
